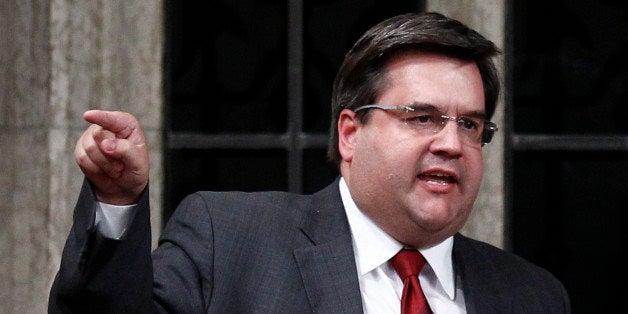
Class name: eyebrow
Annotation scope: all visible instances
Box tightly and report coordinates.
[406,101,487,120]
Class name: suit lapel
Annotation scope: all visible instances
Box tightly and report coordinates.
[294,179,363,313]
[453,234,510,313]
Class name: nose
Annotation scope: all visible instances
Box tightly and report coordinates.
[429,120,463,157]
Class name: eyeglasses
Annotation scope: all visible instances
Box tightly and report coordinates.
[353,104,498,145]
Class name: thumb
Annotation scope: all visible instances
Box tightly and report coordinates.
[100,137,149,175]
[99,137,137,161]
[100,138,118,155]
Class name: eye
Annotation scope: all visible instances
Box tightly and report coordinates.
[458,118,480,131]
[405,112,436,125]
[416,115,432,123]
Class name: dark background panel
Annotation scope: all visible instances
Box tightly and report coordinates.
[303,0,425,132]
[166,149,288,210]
[164,0,425,221]
[167,0,289,133]
[512,0,628,134]
[511,151,627,313]
[508,0,628,312]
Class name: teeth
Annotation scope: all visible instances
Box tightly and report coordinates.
[419,171,456,184]
[427,179,449,186]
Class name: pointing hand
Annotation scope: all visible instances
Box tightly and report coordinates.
[74,110,150,205]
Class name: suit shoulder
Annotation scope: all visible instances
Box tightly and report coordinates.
[454,233,567,291]
[189,190,309,211]
[174,190,311,225]
[455,234,571,311]
[455,234,547,274]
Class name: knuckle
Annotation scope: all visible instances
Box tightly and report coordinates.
[75,152,88,165]
[84,141,100,156]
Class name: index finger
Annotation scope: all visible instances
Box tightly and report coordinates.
[83,110,139,139]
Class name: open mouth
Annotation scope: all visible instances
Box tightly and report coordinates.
[418,171,457,186]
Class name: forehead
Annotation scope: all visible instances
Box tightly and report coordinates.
[378,50,485,114]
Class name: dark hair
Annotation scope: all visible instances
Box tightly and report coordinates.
[327,12,501,163]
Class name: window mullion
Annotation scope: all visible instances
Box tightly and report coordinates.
[287,0,304,193]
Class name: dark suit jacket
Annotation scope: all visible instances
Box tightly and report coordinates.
[49,178,570,313]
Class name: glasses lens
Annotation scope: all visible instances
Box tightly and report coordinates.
[454,117,484,143]
[401,108,440,131]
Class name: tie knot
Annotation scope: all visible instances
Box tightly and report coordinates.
[391,249,427,279]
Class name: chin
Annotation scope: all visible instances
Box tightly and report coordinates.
[414,205,465,230]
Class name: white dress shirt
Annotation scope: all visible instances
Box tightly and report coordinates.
[339,177,466,313]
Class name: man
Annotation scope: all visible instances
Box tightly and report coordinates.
[49,12,570,313]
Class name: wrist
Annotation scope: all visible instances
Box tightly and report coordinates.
[94,185,146,206]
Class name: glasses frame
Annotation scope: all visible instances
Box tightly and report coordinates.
[353,104,498,145]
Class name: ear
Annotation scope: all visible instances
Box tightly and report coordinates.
[337,109,359,162]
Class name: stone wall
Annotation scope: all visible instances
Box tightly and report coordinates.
[0,1,163,312]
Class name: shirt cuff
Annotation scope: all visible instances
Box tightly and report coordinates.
[95,202,136,240]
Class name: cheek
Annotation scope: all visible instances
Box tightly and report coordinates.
[353,135,408,186]
[357,133,417,169]
[463,154,484,192]
[353,138,390,175]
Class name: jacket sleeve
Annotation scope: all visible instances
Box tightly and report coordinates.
[48,179,154,314]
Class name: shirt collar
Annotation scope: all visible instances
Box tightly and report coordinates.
[339,177,457,299]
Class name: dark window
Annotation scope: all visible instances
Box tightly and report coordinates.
[508,1,628,312]
[163,1,424,219]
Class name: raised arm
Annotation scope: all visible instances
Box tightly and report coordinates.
[49,110,155,313]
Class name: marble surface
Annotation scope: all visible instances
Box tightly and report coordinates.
[0,1,163,312]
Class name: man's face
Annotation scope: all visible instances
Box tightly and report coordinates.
[338,51,487,248]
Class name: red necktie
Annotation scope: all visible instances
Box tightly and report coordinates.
[391,249,433,314]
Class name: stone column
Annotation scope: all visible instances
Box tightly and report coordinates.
[0,1,163,312]
[426,0,507,248]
